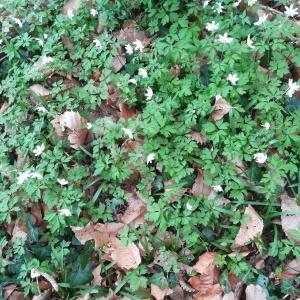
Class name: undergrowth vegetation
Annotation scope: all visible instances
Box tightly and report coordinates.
[0,0,300,299]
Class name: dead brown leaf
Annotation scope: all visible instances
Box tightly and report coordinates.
[112,55,126,73]
[245,284,267,300]
[51,111,88,149]
[0,101,10,114]
[118,103,139,121]
[30,84,51,97]
[109,237,141,270]
[151,284,173,300]
[279,259,300,279]
[62,36,74,53]
[92,265,102,286]
[62,0,82,15]
[32,290,51,300]
[193,252,217,274]
[193,284,222,300]
[71,222,124,248]
[191,169,212,198]
[11,219,28,242]
[211,96,231,121]
[280,193,300,244]
[16,148,26,169]
[3,284,17,300]
[164,180,188,203]
[187,131,208,145]
[231,205,264,249]
[7,291,30,300]
[222,292,234,300]
[120,193,146,226]
[116,20,149,45]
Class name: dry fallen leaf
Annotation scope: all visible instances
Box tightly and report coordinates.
[211,97,231,121]
[151,283,173,300]
[191,169,212,198]
[0,101,10,114]
[109,237,141,270]
[112,55,126,73]
[72,222,124,248]
[231,205,264,249]
[193,252,217,274]
[30,84,51,97]
[118,103,139,121]
[193,284,222,300]
[120,193,146,226]
[279,259,300,279]
[187,131,208,145]
[92,265,102,286]
[222,292,234,300]
[11,219,28,242]
[62,0,82,15]
[116,20,149,45]
[280,193,300,244]
[7,291,30,300]
[51,111,88,149]
[245,284,267,300]
[3,284,17,300]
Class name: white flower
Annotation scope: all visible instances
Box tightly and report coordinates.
[253,153,268,164]
[36,106,48,113]
[138,68,148,79]
[284,4,298,18]
[145,87,153,100]
[58,208,72,216]
[43,33,48,39]
[93,39,102,48]
[146,153,155,164]
[67,8,74,19]
[122,128,133,139]
[31,268,41,278]
[86,122,92,129]
[125,44,134,55]
[248,0,257,6]
[0,39,3,45]
[212,185,223,192]
[35,38,44,47]
[287,79,299,98]
[17,171,31,185]
[233,0,242,7]
[57,178,68,186]
[206,21,219,32]
[216,95,223,101]
[203,0,210,7]
[90,8,98,16]
[133,39,144,53]
[129,78,137,85]
[227,73,239,85]
[254,14,268,26]
[33,144,45,156]
[30,172,43,180]
[215,2,224,14]
[217,33,233,44]
[246,35,255,49]
[262,122,270,130]
[12,17,22,28]
[41,56,54,65]
[186,202,193,210]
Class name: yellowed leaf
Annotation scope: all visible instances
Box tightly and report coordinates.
[110,238,141,270]
[71,222,124,248]
[231,205,263,249]
[151,283,173,300]
[245,284,267,300]
[211,97,231,121]
[280,193,300,244]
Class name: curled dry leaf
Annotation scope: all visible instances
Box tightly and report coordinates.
[92,265,102,286]
[151,283,173,300]
[30,84,51,97]
[245,284,267,300]
[120,193,146,226]
[193,252,217,274]
[280,193,300,244]
[211,97,231,121]
[109,237,141,270]
[231,205,264,249]
[279,259,300,280]
[71,222,124,248]
[187,131,208,145]
[51,111,88,149]
[191,169,212,198]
